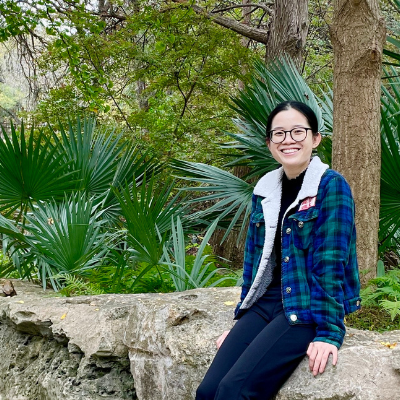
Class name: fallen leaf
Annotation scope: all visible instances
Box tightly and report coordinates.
[17,300,24,304]
[60,313,67,320]
[224,301,235,306]
[380,341,397,349]
[95,308,99,311]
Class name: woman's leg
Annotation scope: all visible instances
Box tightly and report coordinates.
[195,309,269,400]
[214,312,316,400]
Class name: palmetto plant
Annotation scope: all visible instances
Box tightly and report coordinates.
[0,118,164,288]
[0,122,76,218]
[379,67,400,252]
[113,173,191,288]
[0,195,109,289]
[50,118,162,222]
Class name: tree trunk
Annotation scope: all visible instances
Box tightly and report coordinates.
[266,0,309,67]
[330,0,385,285]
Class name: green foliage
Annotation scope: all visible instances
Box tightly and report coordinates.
[161,217,236,291]
[380,69,400,252]
[0,115,241,293]
[0,194,109,289]
[0,0,255,162]
[377,260,386,277]
[59,274,106,297]
[303,1,334,90]
[345,305,400,332]
[0,117,166,289]
[0,122,76,217]
[114,173,189,270]
[361,268,400,321]
[0,249,14,278]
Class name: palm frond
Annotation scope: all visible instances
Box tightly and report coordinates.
[114,173,187,267]
[51,118,125,196]
[379,72,400,250]
[22,194,109,287]
[0,122,76,217]
[171,159,254,243]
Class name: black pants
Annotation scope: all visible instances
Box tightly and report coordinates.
[196,286,317,400]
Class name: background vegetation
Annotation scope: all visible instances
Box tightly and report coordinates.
[0,0,399,331]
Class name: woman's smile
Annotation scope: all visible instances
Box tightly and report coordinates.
[280,148,301,155]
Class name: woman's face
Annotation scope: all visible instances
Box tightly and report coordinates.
[267,108,321,178]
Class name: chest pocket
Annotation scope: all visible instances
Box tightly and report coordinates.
[250,212,265,245]
[251,212,265,226]
[250,211,265,278]
[288,207,319,249]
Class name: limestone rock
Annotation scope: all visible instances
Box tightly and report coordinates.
[123,287,400,400]
[0,280,136,400]
[1,279,400,400]
[276,328,400,400]
[123,287,240,400]
[0,279,17,297]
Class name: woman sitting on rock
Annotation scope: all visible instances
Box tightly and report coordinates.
[196,100,361,400]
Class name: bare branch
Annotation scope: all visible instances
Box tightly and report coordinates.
[0,105,21,124]
[191,4,269,44]
[211,2,273,14]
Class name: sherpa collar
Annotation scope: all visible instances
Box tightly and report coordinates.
[253,156,329,200]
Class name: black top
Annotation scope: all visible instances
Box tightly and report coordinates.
[269,168,307,288]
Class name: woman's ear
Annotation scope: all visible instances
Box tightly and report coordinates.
[312,132,322,148]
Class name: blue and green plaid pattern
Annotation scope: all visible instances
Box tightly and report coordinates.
[235,169,361,349]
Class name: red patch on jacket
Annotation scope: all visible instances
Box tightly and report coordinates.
[299,196,316,211]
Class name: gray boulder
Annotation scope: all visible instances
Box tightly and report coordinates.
[123,287,400,400]
[0,279,399,400]
[0,279,135,400]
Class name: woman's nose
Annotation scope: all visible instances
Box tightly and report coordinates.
[282,131,296,144]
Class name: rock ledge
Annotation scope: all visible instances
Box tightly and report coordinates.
[0,280,399,400]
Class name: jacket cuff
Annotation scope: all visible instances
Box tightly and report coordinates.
[344,297,361,315]
[312,334,343,349]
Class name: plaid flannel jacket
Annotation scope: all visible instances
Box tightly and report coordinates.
[234,156,361,349]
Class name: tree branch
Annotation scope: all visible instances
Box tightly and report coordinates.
[211,2,274,14]
[0,105,21,124]
[191,4,269,44]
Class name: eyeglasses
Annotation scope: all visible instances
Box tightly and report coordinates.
[267,127,312,144]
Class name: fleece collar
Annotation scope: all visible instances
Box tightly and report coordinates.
[253,156,329,200]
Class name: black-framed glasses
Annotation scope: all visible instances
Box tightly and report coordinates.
[267,127,312,144]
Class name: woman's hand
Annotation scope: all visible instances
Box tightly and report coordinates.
[216,330,230,349]
[306,341,338,376]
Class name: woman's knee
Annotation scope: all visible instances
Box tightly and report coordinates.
[196,379,216,400]
[214,375,240,400]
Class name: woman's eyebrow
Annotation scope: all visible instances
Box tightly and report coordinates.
[271,124,308,129]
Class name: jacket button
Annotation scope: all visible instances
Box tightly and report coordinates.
[286,287,292,294]
[290,314,297,322]
[256,223,260,227]
[298,221,304,228]
[286,228,291,234]
[284,256,290,263]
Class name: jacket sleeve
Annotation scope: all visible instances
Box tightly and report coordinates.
[310,175,359,349]
[234,193,257,319]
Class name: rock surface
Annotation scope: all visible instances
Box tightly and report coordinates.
[0,280,399,400]
[0,280,135,400]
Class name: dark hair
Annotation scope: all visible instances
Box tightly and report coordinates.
[266,100,319,140]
